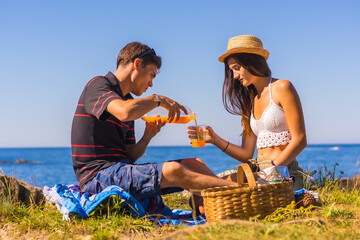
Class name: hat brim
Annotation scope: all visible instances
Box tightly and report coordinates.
[218,47,269,62]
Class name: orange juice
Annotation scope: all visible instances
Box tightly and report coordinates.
[141,109,206,147]
[190,115,206,147]
[191,140,205,147]
[193,113,200,140]
[141,116,194,124]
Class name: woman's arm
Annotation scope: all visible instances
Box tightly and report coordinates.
[272,80,307,166]
[214,130,257,163]
[188,125,257,163]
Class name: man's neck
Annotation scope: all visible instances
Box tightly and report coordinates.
[113,64,133,96]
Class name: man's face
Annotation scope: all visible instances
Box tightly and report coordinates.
[132,62,158,96]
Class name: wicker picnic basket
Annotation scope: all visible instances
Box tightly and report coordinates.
[201,163,294,222]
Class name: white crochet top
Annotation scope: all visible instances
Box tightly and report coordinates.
[250,78,292,149]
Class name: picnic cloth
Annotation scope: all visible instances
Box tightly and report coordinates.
[43,184,206,226]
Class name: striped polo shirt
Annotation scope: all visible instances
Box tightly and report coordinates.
[71,72,136,188]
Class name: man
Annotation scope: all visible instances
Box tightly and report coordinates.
[71,42,236,206]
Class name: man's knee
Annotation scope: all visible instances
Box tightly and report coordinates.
[181,157,205,166]
[160,161,187,188]
[162,161,184,178]
[194,157,205,164]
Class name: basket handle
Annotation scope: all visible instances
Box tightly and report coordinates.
[237,163,257,188]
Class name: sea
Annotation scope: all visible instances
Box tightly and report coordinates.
[0,144,359,188]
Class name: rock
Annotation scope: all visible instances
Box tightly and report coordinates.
[15,158,28,163]
[15,158,40,164]
[339,176,360,189]
[0,160,12,164]
[0,174,45,205]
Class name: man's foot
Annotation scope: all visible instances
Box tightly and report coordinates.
[188,195,204,215]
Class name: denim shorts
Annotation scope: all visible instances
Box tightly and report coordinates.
[83,159,183,199]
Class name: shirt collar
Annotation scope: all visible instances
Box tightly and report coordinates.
[104,71,133,100]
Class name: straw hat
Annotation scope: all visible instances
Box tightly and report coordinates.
[218,35,269,62]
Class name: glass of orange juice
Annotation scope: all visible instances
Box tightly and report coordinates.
[188,125,206,147]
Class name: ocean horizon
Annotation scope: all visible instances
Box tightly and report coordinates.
[1,144,359,188]
[1,143,360,148]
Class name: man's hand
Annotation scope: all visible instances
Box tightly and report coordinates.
[157,95,187,123]
[126,118,165,163]
[143,118,166,142]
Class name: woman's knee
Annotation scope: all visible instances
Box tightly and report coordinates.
[221,172,237,182]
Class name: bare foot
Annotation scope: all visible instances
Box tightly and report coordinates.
[188,195,204,215]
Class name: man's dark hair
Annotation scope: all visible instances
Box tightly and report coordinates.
[116,42,162,70]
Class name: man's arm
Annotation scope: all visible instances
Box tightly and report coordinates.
[125,120,166,162]
[107,94,188,122]
[107,94,159,122]
[106,94,187,162]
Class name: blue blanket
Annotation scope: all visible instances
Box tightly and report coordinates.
[43,184,206,226]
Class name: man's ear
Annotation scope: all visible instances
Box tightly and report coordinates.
[133,58,142,70]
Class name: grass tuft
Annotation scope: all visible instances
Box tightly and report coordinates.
[303,162,344,190]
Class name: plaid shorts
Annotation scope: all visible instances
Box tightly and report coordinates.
[83,159,183,198]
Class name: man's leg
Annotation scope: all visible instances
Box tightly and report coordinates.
[175,158,238,214]
[179,157,240,183]
[160,160,237,193]
[178,157,218,177]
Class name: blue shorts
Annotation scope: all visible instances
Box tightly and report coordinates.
[83,159,183,199]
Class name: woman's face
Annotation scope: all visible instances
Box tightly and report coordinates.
[227,57,254,87]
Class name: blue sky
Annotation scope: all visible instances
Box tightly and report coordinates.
[0,0,359,147]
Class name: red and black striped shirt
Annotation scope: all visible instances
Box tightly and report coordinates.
[71,72,136,188]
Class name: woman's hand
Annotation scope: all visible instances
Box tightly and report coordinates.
[187,125,217,144]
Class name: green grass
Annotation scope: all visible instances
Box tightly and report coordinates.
[0,194,161,239]
[1,164,360,239]
[2,185,360,240]
[302,162,345,190]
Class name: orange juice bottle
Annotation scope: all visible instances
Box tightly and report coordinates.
[140,115,195,124]
[141,107,195,124]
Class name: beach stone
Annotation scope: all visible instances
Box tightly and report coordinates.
[0,174,45,205]
[0,160,12,164]
[339,176,360,189]
[15,158,29,163]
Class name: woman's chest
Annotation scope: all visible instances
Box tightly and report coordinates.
[253,93,270,120]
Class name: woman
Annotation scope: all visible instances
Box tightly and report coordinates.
[189,35,306,190]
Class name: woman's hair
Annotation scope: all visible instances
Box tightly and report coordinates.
[222,53,271,135]
[116,42,162,70]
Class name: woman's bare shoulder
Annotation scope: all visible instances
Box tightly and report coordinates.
[271,79,299,105]
[272,79,295,92]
